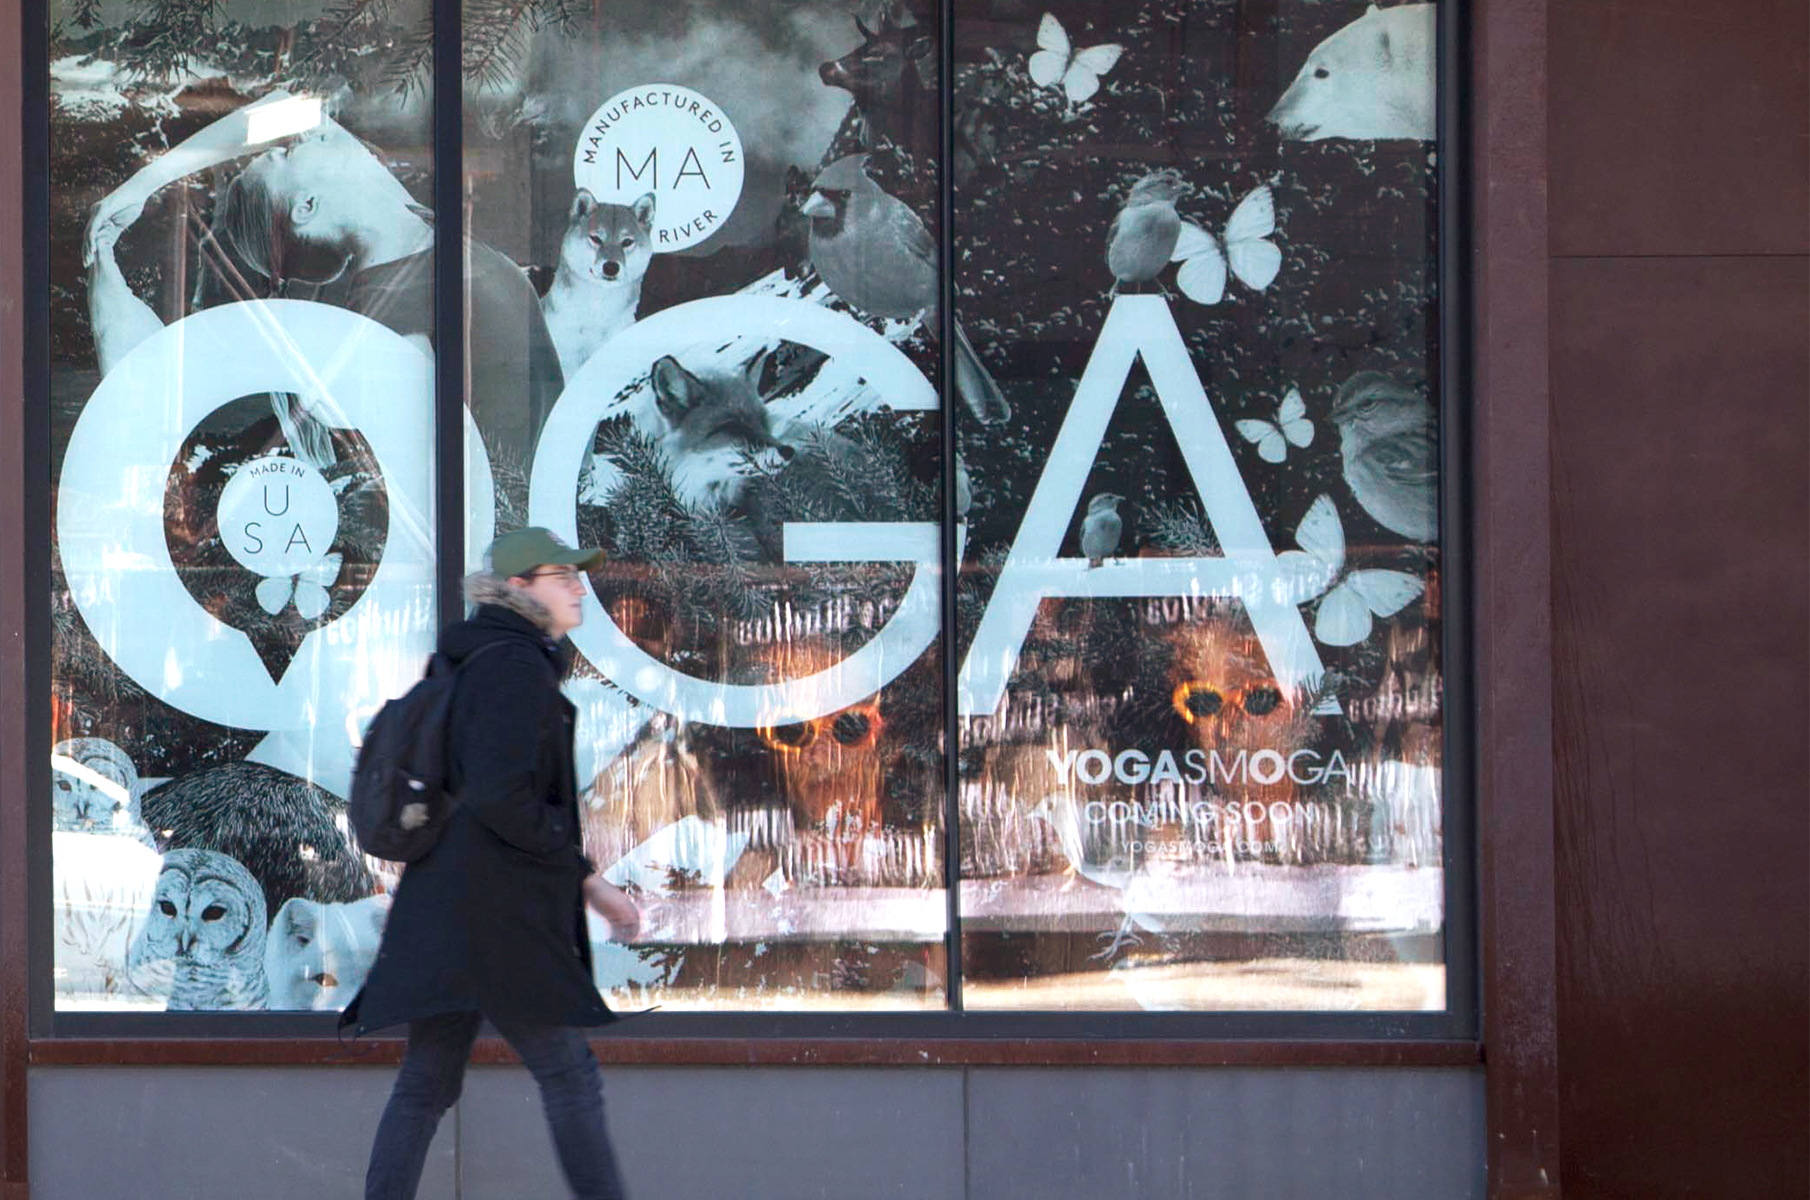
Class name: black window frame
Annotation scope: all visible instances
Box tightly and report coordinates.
[22,0,1477,1045]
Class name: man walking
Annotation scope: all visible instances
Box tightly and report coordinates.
[344,527,641,1200]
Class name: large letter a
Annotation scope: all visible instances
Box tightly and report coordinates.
[957,296,1335,717]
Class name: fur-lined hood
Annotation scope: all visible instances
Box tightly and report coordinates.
[463,571,559,637]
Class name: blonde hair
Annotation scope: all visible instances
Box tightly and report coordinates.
[216,167,292,293]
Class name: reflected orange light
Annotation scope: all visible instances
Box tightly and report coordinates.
[829,703,884,749]
[759,700,885,755]
[758,720,820,754]
[1172,680,1288,723]
[1171,680,1222,724]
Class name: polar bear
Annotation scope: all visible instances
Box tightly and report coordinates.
[1268,4,1437,142]
[263,894,391,1011]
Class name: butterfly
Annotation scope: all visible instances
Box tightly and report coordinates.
[1027,13,1123,106]
[254,552,342,620]
[1275,495,1422,648]
[1236,386,1314,464]
[1170,185,1282,306]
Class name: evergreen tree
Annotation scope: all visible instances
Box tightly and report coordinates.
[116,0,223,78]
[90,0,573,96]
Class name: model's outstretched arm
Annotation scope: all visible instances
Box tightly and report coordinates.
[89,89,310,235]
[84,199,164,377]
[84,90,325,376]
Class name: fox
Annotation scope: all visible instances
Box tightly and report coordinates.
[648,352,800,509]
[541,188,656,380]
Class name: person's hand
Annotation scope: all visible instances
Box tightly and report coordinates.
[582,875,642,942]
[83,198,146,269]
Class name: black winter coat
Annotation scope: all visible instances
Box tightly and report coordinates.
[343,589,615,1035]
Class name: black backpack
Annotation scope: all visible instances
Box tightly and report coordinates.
[348,643,503,862]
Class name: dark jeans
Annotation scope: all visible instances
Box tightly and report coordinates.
[365,1011,627,1200]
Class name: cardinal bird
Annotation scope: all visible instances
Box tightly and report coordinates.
[1106,168,1188,293]
[1080,492,1125,567]
[800,155,1010,424]
[1329,373,1436,543]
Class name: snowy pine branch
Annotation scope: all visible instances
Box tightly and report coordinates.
[118,0,224,78]
[380,13,436,100]
[1143,500,1222,555]
[288,0,400,83]
[461,0,530,93]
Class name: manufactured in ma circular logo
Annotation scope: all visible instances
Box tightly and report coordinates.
[574,85,744,253]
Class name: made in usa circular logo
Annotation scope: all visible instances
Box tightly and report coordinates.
[216,454,339,580]
[573,85,745,253]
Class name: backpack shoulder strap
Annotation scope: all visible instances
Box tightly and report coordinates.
[453,641,511,672]
[463,637,563,682]
[440,640,559,791]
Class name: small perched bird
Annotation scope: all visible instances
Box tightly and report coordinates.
[1329,373,1437,543]
[1106,168,1188,293]
[954,455,973,519]
[1080,492,1125,567]
[800,155,1010,424]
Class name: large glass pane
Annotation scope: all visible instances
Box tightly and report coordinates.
[49,0,436,1011]
[461,1,951,1009]
[953,0,1445,1010]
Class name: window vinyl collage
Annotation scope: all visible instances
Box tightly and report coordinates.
[46,0,1445,1017]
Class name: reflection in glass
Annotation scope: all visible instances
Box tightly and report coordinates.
[952,0,1445,1011]
[42,0,1450,1020]
[463,0,950,1009]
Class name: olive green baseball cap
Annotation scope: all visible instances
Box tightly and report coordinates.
[485,526,605,579]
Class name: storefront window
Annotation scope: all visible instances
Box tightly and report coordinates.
[465,0,951,1010]
[49,0,439,1011]
[952,2,1444,1010]
[41,0,1448,1020]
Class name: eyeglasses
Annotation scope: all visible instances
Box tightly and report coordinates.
[524,567,586,588]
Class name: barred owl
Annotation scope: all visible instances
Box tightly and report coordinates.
[51,737,154,842]
[127,849,269,1011]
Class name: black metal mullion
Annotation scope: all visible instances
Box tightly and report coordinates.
[432,0,466,628]
[937,0,964,1016]
[1438,0,1480,1038]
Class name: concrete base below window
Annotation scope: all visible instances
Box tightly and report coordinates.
[31,1064,1483,1199]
